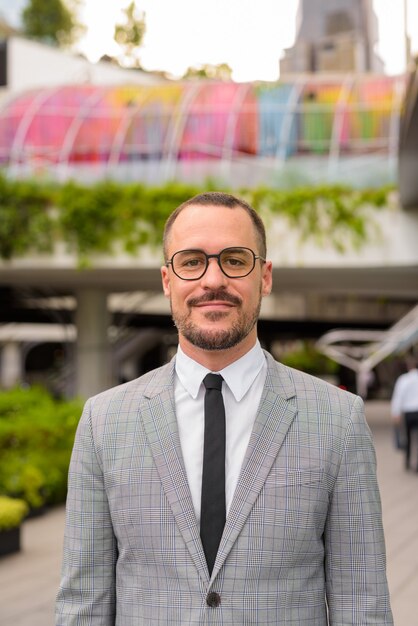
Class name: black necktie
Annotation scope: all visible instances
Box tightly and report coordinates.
[200,373,226,575]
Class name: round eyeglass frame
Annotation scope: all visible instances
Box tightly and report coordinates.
[165,246,266,281]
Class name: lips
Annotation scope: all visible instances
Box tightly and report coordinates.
[196,301,234,310]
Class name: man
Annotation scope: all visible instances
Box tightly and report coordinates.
[391,355,418,470]
[56,192,393,625]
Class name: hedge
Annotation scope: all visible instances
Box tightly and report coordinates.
[0,176,394,263]
[0,386,83,510]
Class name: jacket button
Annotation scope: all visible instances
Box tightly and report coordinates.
[206,592,221,607]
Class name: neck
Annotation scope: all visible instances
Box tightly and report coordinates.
[179,333,257,371]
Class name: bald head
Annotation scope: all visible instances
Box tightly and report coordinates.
[163,191,266,261]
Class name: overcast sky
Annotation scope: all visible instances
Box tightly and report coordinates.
[0,0,417,81]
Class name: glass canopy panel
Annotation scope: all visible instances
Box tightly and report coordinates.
[179,83,257,159]
[349,77,396,151]
[299,81,342,154]
[0,77,406,171]
[256,83,297,158]
[122,84,185,161]
[1,86,99,164]
[233,87,258,156]
[60,86,115,163]
[0,90,47,163]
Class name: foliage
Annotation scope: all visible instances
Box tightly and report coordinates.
[114,1,146,68]
[249,184,392,253]
[21,0,82,47]
[0,174,394,264]
[0,176,53,259]
[0,496,28,530]
[183,63,233,81]
[0,387,82,509]
[55,179,201,263]
[280,341,339,376]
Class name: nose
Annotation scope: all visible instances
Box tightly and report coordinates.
[200,257,228,289]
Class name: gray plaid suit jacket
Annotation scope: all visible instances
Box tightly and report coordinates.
[56,351,393,625]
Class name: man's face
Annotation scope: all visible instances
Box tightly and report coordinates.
[161,204,272,357]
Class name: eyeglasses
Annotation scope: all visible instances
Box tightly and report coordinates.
[166,247,265,281]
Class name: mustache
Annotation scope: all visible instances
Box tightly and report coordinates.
[187,290,242,307]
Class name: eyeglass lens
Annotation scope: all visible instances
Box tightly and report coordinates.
[172,247,255,279]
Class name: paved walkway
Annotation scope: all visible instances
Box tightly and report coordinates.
[366,402,418,626]
[0,401,417,625]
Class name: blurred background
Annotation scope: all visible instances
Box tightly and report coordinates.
[0,2,417,623]
[0,0,417,402]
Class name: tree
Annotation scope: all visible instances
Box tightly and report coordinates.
[182,63,233,81]
[114,1,146,68]
[21,0,82,47]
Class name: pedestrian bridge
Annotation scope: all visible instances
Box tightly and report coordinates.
[2,196,417,296]
[1,201,417,397]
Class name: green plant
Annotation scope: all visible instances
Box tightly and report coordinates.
[0,387,82,509]
[0,176,53,259]
[0,496,28,530]
[0,460,45,509]
[250,184,392,252]
[22,0,82,47]
[0,174,395,263]
[281,342,339,376]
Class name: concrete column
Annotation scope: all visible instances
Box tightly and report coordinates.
[75,289,112,398]
[0,342,22,388]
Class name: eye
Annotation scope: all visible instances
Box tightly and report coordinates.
[174,251,206,270]
[221,249,252,269]
[183,257,204,268]
[224,256,246,267]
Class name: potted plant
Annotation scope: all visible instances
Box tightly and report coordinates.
[0,495,28,557]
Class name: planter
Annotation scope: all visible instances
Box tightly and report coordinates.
[0,526,21,557]
[27,504,48,519]
[0,496,28,556]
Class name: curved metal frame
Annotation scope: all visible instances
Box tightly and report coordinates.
[9,86,59,165]
[316,304,418,397]
[275,77,304,165]
[58,86,108,171]
[328,74,355,173]
[106,88,154,169]
[221,82,254,175]
[0,76,406,181]
[163,82,202,180]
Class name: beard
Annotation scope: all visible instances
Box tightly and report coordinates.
[170,289,262,351]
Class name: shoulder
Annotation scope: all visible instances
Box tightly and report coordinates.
[265,350,363,416]
[85,359,175,415]
[265,355,371,460]
[393,370,413,391]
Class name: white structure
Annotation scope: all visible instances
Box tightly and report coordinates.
[0,36,162,92]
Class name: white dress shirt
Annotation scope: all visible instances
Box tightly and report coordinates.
[391,368,418,416]
[174,341,267,523]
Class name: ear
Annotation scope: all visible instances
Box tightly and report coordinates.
[161,265,171,297]
[261,260,273,297]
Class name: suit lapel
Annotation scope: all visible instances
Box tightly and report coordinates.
[140,361,209,581]
[212,353,297,577]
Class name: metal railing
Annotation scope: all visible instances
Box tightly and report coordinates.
[316,304,418,397]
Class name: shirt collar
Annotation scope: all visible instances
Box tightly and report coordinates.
[175,340,266,401]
